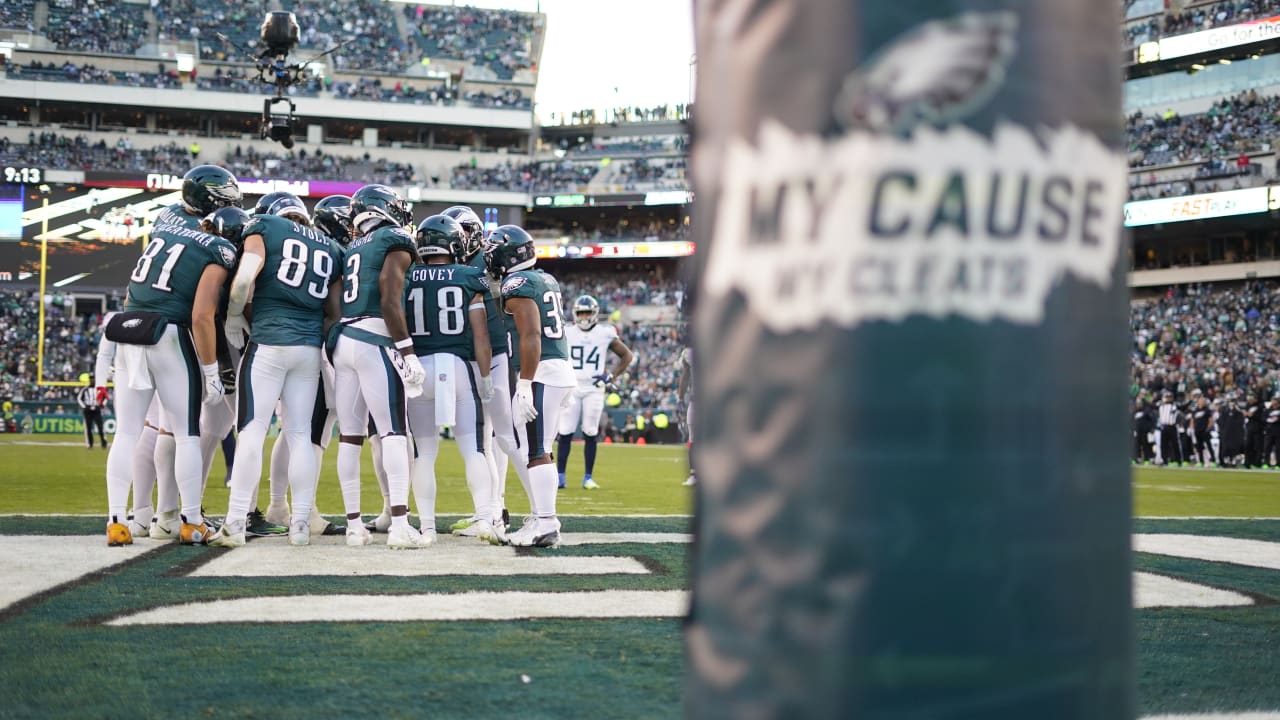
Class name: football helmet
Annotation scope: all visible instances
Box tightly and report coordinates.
[313,195,353,245]
[351,184,412,233]
[441,205,485,260]
[573,295,600,330]
[253,191,310,224]
[415,214,465,260]
[483,225,536,279]
[201,207,252,247]
[181,165,242,216]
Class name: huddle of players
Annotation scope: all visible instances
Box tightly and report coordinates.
[102,163,593,549]
[1136,389,1280,468]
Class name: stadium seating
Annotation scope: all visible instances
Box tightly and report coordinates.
[1127,91,1280,169]
[0,0,35,31]
[0,132,192,175]
[1123,0,1280,48]
[44,0,147,56]
[449,159,598,194]
[402,3,540,80]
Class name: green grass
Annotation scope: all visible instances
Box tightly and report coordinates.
[1134,465,1280,517]
[0,435,693,516]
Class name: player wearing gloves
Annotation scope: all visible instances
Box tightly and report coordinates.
[403,215,495,544]
[486,225,576,548]
[330,184,428,549]
[102,207,238,546]
[209,194,342,548]
[556,294,633,489]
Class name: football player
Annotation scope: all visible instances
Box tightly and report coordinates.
[103,199,238,546]
[555,295,633,489]
[403,214,496,544]
[486,225,575,547]
[210,194,342,548]
[441,204,513,535]
[331,184,429,549]
[679,345,695,486]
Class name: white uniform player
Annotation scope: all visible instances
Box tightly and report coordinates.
[679,345,695,486]
[556,295,633,489]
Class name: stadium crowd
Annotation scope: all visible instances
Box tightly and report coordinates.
[1127,91,1280,169]
[0,290,111,412]
[1123,0,1280,47]
[0,133,193,175]
[449,159,598,193]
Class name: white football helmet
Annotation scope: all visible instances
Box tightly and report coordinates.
[573,294,600,330]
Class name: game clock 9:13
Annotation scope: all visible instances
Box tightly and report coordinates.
[3,166,42,184]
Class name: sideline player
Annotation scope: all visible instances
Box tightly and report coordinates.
[556,295,633,489]
[403,214,495,544]
[486,225,575,547]
[331,184,428,549]
[210,194,342,547]
[440,204,514,535]
[679,344,695,486]
[103,201,238,545]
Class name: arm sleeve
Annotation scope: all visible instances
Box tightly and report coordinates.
[94,312,117,387]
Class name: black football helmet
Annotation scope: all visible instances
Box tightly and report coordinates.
[181,165,242,216]
[313,195,352,245]
[253,191,310,224]
[415,214,465,260]
[483,225,536,279]
[201,207,252,247]
[441,205,485,260]
[351,184,412,233]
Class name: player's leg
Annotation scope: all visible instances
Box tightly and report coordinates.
[556,388,584,488]
[508,382,571,547]
[580,388,605,488]
[360,344,426,549]
[128,398,162,537]
[104,356,153,545]
[265,404,292,524]
[333,336,372,546]
[405,360,440,541]
[451,358,499,542]
[279,346,321,545]
[364,422,393,532]
[484,353,514,523]
[153,406,180,539]
[684,400,697,485]
[150,328,212,543]
[212,343,288,547]
[198,394,235,495]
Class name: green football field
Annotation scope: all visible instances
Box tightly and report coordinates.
[1,435,1278,718]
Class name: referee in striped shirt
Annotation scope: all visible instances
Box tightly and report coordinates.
[76,384,108,449]
[1157,390,1183,466]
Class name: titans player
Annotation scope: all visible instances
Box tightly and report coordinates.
[486,225,575,547]
[104,206,238,545]
[210,194,342,548]
[404,215,495,543]
[556,294,633,489]
[331,184,428,549]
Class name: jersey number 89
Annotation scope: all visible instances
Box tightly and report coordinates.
[277,238,333,299]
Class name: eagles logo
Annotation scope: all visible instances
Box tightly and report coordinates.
[219,246,237,266]
[835,12,1018,132]
[501,276,527,295]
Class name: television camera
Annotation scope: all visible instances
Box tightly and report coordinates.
[215,11,351,149]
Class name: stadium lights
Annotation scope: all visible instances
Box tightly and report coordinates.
[1190,63,1205,70]
[1219,58,1231,65]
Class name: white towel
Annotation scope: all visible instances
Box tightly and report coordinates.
[432,353,456,428]
[119,344,153,390]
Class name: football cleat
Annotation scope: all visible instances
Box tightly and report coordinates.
[127,508,152,538]
[507,518,561,548]
[150,511,179,542]
[107,516,133,547]
[455,519,501,545]
[289,520,310,547]
[583,477,600,490]
[364,510,392,533]
[387,524,432,549]
[557,473,566,489]
[318,522,347,536]
[346,525,373,547]
[264,501,291,528]
[246,508,287,537]
[179,516,217,545]
[683,473,697,487]
[209,520,247,548]
[449,515,479,533]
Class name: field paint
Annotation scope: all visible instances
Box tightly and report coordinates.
[1,441,90,447]
[189,534,651,577]
[0,513,696,519]
[1133,572,1252,609]
[559,532,692,545]
[107,590,690,625]
[0,536,160,611]
[1135,534,1280,570]
[1141,707,1280,712]
[1142,517,1280,521]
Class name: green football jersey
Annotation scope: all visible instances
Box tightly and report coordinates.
[125,223,238,326]
[340,225,417,320]
[243,215,341,347]
[500,269,569,372]
[404,263,491,361]
[154,203,204,231]
[467,252,509,355]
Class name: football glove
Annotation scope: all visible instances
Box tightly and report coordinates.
[385,347,425,398]
[95,386,109,406]
[591,372,613,388]
[478,374,494,403]
[514,378,538,424]
[201,363,224,403]
[224,312,250,350]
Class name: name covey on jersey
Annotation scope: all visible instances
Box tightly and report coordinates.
[704,121,1128,332]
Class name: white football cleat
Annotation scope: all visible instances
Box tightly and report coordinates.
[364,510,393,533]
[449,515,480,533]
[387,524,431,549]
[683,473,697,487]
[128,507,153,538]
[264,500,291,528]
[507,517,561,548]
[209,519,247,548]
[455,519,502,545]
[149,510,179,542]
[289,520,310,547]
[345,525,373,547]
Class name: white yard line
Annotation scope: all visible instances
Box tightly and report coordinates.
[0,536,162,611]
[1135,534,1280,570]
[1133,572,1252,609]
